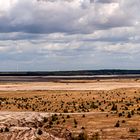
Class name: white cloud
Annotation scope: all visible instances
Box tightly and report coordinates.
[0,0,135,34]
[0,0,140,70]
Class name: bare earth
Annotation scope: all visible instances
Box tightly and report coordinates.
[0,80,140,91]
[0,79,140,140]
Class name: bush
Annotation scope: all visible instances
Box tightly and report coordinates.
[72,132,88,140]
[64,109,68,113]
[43,117,48,123]
[131,110,134,115]
[67,115,70,118]
[114,121,120,127]
[122,120,126,123]
[111,103,117,111]
[51,115,58,122]
[49,120,53,126]
[129,128,137,133]
[5,127,9,132]
[81,127,85,130]
[137,107,140,111]
[127,112,131,118]
[0,128,3,133]
[91,132,100,140]
[90,102,98,109]
[63,119,66,123]
[82,114,85,118]
[74,119,78,125]
[78,132,88,140]
[56,121,60,124]
[37,129,42,135]
[118,113,122,117]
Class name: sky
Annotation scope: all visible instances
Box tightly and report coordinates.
[0,0,140,71]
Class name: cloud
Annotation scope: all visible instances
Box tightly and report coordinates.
[96,0,118,3]
[0,0,140,71]
[0,0,136,34]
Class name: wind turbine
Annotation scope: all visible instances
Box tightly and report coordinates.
[16,63,19,72]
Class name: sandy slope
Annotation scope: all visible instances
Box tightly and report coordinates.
[0,112,62,140]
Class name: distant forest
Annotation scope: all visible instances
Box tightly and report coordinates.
[0,70,140,76]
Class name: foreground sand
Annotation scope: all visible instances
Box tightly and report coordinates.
[0,79,140,140]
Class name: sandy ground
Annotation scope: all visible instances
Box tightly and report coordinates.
[0,81,140,91]
[0,79,140,139]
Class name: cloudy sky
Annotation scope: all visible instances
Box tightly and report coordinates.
[0,0,140,71]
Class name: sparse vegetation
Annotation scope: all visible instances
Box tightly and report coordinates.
[0,78,140,140]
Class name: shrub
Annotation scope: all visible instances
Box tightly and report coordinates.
[43,117,48,123]
[37,129,42,135]
[122,120,126,123]
[90,102,98,109]
[82,114,85,118]
[63,119,66,123]
[49,120,53,126]
[127,112,131,118]
[5,127,9,132]
[78,132,88,140]
[81,127,85,130]
[114,121,120,127]
[74,125,77,128]
[129,128,137,133]
[91,132,100,140]
[0,128,3,133]
[67,115,70,118]
[118,113,122,117]
[74,119,78,125]
[131,110,134,115]
[51,115,58,122]
[64,109,68,113]
[56,121,60,125]
[111,103,117,111]
[137,107,140,111]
